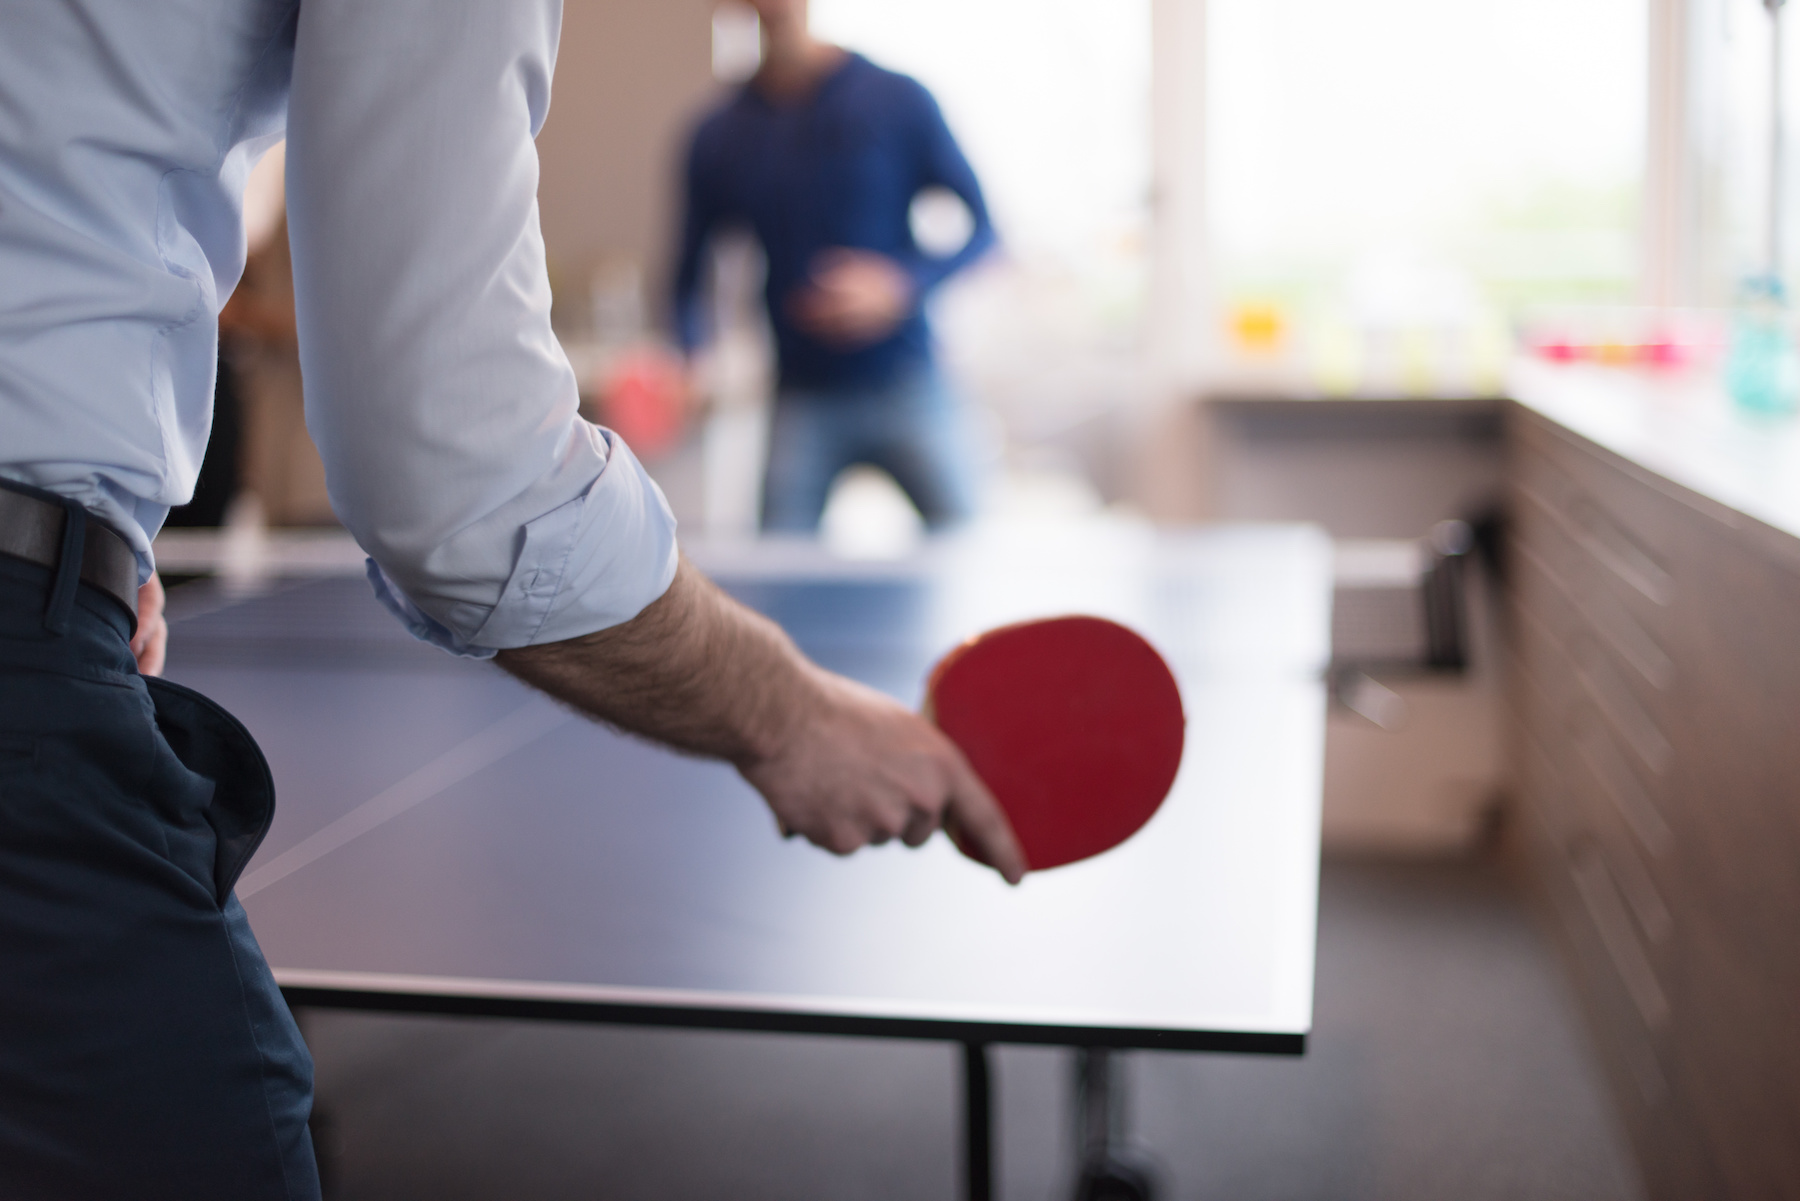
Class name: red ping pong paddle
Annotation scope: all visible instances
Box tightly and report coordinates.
[926,616,1185,871]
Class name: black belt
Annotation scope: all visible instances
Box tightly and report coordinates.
[0,485,140,624]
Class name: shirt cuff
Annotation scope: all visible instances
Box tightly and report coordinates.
[368,431,679,658]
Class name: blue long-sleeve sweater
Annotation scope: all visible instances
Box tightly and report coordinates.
[671,53,996,391]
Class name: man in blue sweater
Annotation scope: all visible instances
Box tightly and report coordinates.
[672,0,997,533]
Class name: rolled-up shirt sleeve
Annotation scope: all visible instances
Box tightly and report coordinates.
[285,0,676,659]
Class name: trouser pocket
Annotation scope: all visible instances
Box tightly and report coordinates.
[147,676,276,904]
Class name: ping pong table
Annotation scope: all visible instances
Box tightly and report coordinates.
[162,524,1330,1200]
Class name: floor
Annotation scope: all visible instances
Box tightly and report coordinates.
[301,857,1645,1201]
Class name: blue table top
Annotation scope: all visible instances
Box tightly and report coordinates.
[165,525,1330,1051]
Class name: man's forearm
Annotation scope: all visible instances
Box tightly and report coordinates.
[494,553,1027,881]
[495,554,815,769]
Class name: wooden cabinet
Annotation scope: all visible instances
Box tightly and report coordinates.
[1506,403,1800,1199]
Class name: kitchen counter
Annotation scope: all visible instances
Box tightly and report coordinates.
[1502,357,1800,1199]
[1508,356,1800,551]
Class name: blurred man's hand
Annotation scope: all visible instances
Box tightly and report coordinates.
[131,572,166,677]
[788,248,913,348]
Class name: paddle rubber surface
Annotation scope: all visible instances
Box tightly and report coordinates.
[927,616,1186,870]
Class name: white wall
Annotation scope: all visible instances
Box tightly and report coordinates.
[535,0,721,332]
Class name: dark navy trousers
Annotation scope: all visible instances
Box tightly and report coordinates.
[0,552,319,1199]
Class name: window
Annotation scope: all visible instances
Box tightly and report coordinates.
[1206,0,1647,393]
[1692,0,1796,303]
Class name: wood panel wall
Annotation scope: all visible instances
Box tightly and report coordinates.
[1506,404,1800,1198]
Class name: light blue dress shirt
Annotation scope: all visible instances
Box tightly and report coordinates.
[0,0,678,657]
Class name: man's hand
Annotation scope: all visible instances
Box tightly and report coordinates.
[742,664,1019,867]
[131,572,167,677]
[787,248,913,348]
[747,674,1023,878]
[496,557,1026,884]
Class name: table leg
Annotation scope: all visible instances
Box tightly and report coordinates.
[293,1006,341,1199]
[1072,1048,1156,1201]
[962,1040,994,1201]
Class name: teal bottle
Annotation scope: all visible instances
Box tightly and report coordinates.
[1727,274,1800,416]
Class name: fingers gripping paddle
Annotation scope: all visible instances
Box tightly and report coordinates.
[926,616,1185,871]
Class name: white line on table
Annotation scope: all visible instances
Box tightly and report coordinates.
[236,702,572,899]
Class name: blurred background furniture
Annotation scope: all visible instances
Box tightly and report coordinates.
[1508,360,1800,1200]
[1202,396,1508,855]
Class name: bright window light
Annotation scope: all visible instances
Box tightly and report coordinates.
[1702,0,1800,301]
[1208,0,1646,353]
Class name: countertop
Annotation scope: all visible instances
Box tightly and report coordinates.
[1507,357,1800,547]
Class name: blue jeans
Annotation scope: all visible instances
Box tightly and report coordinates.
[0,540,317,1199]
[762,366,981,533]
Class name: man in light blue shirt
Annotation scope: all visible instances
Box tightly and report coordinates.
[0,2,1024,1196]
